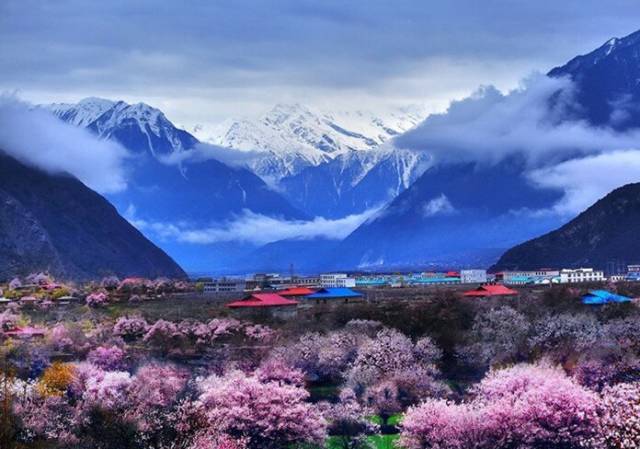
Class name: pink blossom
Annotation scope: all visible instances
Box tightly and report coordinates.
[401,400,483,449]
[113,316,148,339]
[85,290,109,307]
[196,370,326,449]
[82,370,131,410]
[86,345,126,370]
[599,382,640,449]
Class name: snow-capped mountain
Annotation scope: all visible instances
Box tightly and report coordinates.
[280,146,431,218]
[46,97,198,156]
[203,103,426,181]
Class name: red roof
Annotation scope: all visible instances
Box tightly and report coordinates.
[463,285,518,297]
[4,326,45,338]
[446,271,460,278]
[227,293,299,308]
[277,287,316,296]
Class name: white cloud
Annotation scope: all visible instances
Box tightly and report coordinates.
[528,150,640,215]
[422,194,456,217]
[158,141,263,168]
[394,74,640,167]
[0,95,129,193]
[128,207,382,246]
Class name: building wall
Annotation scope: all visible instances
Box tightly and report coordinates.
[559,268,604,284]
[460,269,487,284]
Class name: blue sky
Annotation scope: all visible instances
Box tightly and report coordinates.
[2,0,640,128]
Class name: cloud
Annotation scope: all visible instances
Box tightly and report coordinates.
[422,194,456,217]
[158,142,264,168]
[128,207,381,245]
[0,95,129,193]
[3,1,640,126]
[528,150,640,215]
[394,74,640,167]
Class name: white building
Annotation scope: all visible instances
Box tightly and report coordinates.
[203,278,246,293]
[559,268,604,284]
[320,273,356,288]
[460,269,487,284]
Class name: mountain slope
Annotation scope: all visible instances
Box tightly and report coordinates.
[548,29,640,129]
[0,151,186,280]
[492,183,640,271]
[280,147,430,218]
[47,97,198,156]
[329,30,640,270]
[334,158,564,269]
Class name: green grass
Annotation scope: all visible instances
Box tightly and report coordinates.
[325,434,400,449]
[368,413,403,426]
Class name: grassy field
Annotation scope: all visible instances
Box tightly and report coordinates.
[325,434,400,449]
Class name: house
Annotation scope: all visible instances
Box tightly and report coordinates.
[4,326,45,339]
[320,274,357,288]
[581,290,631,305]
[463,285,518,297]
[226,293,298,309]
[559,268,604,284]
[305,287,363,302]
[460,269,487,284]
[202,278,246,294]
[497,270,560,285]
[277,287,316,297]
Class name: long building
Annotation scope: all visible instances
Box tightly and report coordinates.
[559,268,604,284]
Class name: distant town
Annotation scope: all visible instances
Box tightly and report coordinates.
[198,266,640,294]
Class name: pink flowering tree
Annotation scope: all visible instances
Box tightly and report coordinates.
[401,399,484,449]
[195,370,326,449]
[255,359,305,386]
[85,291,109,307]
[598,382,640,449]
[475,364,601,448]
[143,319,183,354]
[401,363,602,449]
[113,316,149,341]
[126,363,189,446]
[320,388,378,449]
[86,345,127,370]
[458,306,530,369]
[8,277,22,290]
[100,276,120,290]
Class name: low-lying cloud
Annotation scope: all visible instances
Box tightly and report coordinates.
[394,74,640,167]
[158,142,264,168]
[129,207,381,246]
[529,150,640,215]
[0,95,128,193]
[422,194,456,217]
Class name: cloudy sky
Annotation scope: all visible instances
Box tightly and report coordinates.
[2,0,640,130]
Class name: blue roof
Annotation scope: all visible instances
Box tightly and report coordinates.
[306,287,363,299]
[582,290,632,305]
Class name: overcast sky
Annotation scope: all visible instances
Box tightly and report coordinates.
[2,0,640,130]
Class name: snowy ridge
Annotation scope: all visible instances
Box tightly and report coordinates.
[201,103,426,180]
[47,97,116,127]
[45,97,198,157]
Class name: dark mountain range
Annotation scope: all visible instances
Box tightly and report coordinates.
[334,157,563,269]
[45,98,309,271]
[548,29,640,129]
[0,151,186,280]
[330,29,640,270]
[492,183,640,271]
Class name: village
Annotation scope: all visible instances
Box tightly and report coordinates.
[0,264,637,335]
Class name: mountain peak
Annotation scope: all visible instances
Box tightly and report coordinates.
[46,97,198,156]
